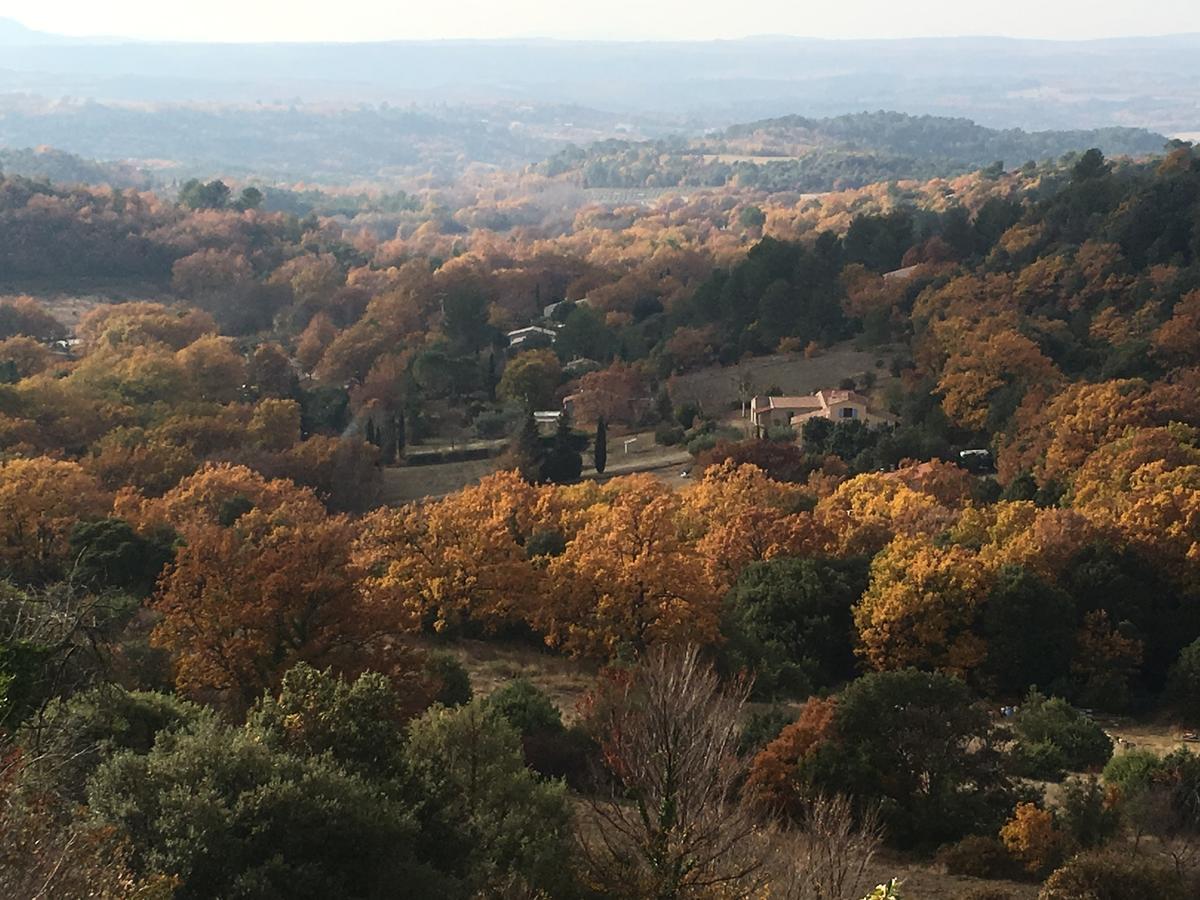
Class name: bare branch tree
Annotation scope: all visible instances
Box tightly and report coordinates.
[765,794,883,900]
[0,579,128,739]
[580,645,767,900]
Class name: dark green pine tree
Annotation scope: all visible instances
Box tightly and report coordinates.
[485,351,497,401]
[594,416,607,474]
[542,414,583,484]
[508,414,544,483]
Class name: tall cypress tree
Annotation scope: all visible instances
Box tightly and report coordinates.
[594,416,608,474]
[485,351,497,401]
[394,412,406,458]
[381,416,398,465]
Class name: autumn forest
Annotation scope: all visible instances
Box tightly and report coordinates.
[3,19,1200,897]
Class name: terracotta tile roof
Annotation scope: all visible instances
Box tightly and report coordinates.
[815,389,868,406]
[764,395,823,410]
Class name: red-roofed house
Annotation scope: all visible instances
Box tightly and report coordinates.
[750,389,873,432]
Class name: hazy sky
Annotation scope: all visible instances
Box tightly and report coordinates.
[3,0,1199,42]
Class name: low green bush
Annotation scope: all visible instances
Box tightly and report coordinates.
[655,423,685,446]
[1009,691,1112,780]
[425,652,473,707]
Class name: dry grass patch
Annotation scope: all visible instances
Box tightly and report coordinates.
[668,341,899,412]
[416,638,598,722]
[378,458,500,505]
[865,852,1040,899]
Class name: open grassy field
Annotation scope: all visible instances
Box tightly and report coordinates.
[1091,711,1199,756]
[378,457,501,505]
[1,290,112,335]
[865,855,1039,899]
[667,342,900,413]
[377,429,694,506]
[585,431,691,477]
[1,280,167,334]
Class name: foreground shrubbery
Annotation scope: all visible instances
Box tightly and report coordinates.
[4,666,583,899]
[1039,851,1192,900]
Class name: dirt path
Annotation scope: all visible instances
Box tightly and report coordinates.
[1089,712,1198,757]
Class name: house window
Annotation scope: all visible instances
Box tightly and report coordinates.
[839,407,857,419]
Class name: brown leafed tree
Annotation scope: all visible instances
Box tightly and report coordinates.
[542,476,721,656]
[151,505,389,709]
[0,457,112,582]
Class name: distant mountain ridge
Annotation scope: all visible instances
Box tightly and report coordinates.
[0,28,1197,132]
[537,111,1169,194]
[0,146,151,187]
[0,107,1171,193]
[723,112,1167,163]
[0,16,128,46]
[0,16,60,44]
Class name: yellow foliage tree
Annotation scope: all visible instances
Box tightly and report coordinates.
[816,473,955,558]
[120,463,326,537]
[175,335,246,404]
[76,301,217,351]
[1071,425,1200,510]
[0,457,112,580]
[1070,428,1200,586]
[854,535,990,677]
[936,327,1059,431]
[541,475,721,656]
[249,398,302,452]
[678,461,828,586]
[970,503,1099,579]
[85,428,198,497]
[1153,289,1200,363]
[998,379,1158,485]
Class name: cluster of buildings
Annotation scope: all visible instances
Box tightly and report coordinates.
[504,298,592,354]
[511,298,896,444]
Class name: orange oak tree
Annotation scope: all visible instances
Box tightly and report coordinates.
[151,504,377,706]
[0,457,112,580]
[352,470,540,635]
